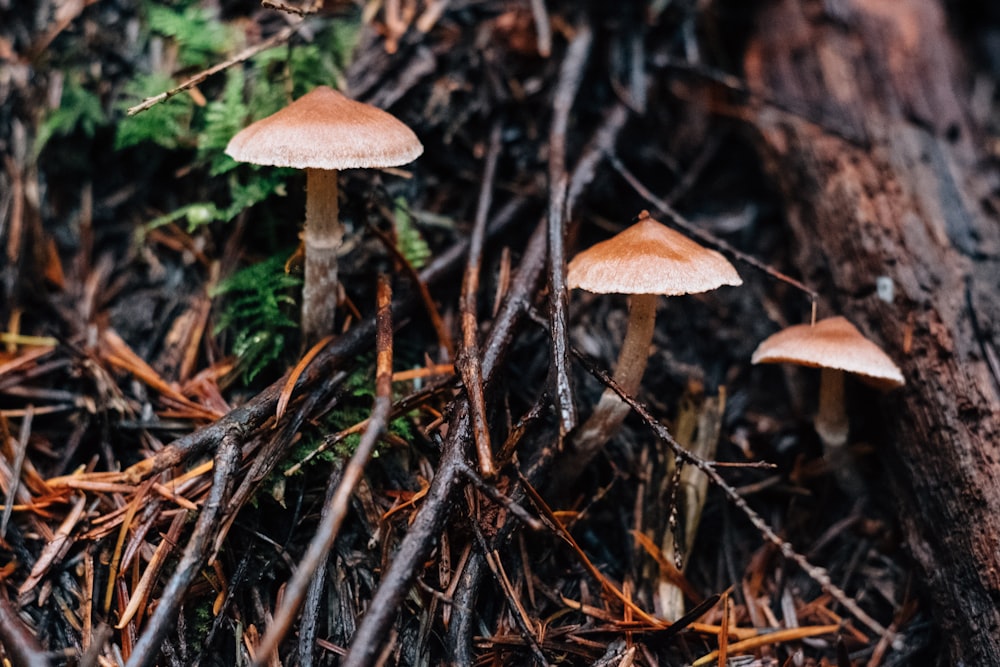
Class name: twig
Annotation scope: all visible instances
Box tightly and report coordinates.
[342,52,632,663]
[252,275,395,666]
[297,481,336,667]
[367,222,454,358]
[125,428,242,667]
[447,96,635,656]
[528,0,552,57]
[79,623,113,667]
[260,0,313,16]
[126,26,300,116]
[210,370,343,560]
[445,550,484,664]
[547,24,593,437]
[606,153,818,301]
[458,121,503,478]
[572,349,895,642]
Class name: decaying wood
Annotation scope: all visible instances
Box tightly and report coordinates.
[743,0,1000,662]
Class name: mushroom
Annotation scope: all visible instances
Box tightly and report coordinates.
[225,86,423,341]
[751,316,905,482]
[566,210,742,465]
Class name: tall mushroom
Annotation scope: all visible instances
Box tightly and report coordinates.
[751,316,905,488]
[225,86,423,342]
[566,210,742,468]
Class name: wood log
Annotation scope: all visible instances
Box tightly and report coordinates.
[743,0,1000,662]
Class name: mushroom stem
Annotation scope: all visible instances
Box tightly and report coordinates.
[572,292,657,464]
[302,168,343,342]
[814,367,849,450]
[815,367,868,494]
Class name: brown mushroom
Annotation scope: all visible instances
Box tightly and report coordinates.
[567,210,742,464]
[226,86,423,341]
[752,316,905,490]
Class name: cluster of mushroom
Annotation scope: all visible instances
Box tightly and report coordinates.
[223,86,906,487]
[566,210,906,481]
[225,86,424,343]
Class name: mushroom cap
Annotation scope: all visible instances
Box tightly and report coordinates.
[751,316,905,389]
[225,86,423,170]
[566,211,742,295]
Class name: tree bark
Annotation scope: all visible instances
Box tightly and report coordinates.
[743,0,1000,663]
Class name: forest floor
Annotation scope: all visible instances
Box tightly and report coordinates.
[4,0,990,665]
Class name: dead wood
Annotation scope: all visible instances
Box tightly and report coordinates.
[743,0,1000,662]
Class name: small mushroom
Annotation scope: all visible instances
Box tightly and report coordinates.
[751,316,905,483]
[226,86,423,341]
[567,210,742,465]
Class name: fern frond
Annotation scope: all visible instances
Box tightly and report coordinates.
[199,69,249,176]
[393,197,431,269]
[147,2,235,68]
[37,75,107,155]
[116,73,193,150]
[212,254,302,382]
[224,169,292,221]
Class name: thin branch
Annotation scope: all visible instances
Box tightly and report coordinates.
[528,0,552,57]
[457,461,544,532]
[367,222,454,358]
[459,121,503,478]
[447,97,634,656]
[1,404,32,540]
[260,0,313,16]
[126,25,300,116]
[547,24,593,437]
[471,523,550,666]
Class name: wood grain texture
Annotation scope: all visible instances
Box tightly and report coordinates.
[743,0,1000,662]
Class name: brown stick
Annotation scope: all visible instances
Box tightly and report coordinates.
[126,25,301,116]
[445,100,634,659]
[458,122,503,478]
[342,72,634,666]
[546,24,593,437]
